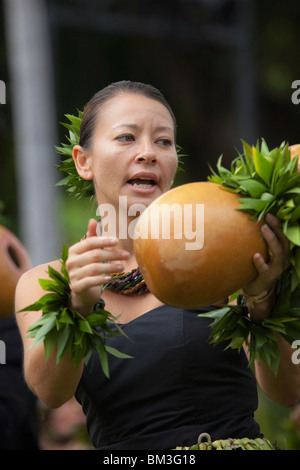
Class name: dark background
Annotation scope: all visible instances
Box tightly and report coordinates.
[1,0,300,234]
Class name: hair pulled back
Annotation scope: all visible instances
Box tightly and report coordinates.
[79,80,177,149]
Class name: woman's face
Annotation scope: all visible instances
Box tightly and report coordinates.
[81,93,178,209]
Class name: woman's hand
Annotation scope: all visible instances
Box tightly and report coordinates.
[66,219,129,315]
[242,213,290,319]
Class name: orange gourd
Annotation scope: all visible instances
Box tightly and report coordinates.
[134,182,268,308]
[289,144,300,171]
[0,225,31,317]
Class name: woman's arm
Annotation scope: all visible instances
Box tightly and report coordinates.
[15,262,84,408]
[242,214,300,407]
[15,219,129,408]
[255,325,300,407]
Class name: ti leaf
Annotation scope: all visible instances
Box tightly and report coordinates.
[20,244,132,377]
[205,139,300,375]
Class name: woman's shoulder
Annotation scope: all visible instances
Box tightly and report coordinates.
[21,259,61,281]
[17,259,62,294]
[15,259,63,317]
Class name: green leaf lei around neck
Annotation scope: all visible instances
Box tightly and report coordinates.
[202,139,300,375]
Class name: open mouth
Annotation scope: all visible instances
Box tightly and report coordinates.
[127,178,157,189]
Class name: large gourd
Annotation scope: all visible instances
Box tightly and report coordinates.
[289,144,300,170]
[0,225,31,317]
[134,182,268,308]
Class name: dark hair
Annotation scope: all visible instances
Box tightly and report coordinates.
[79,80,177,148]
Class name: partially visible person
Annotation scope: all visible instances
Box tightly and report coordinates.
[0,222,40,449]
[0,315,40,449]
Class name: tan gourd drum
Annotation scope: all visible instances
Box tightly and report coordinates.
[0,225,31,318]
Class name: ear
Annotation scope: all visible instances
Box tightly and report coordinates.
[72,145,94,180]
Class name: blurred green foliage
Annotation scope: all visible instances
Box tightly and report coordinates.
[256,388,300,450]
[58,196,96,245]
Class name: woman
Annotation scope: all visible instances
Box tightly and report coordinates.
[15,81,300,450]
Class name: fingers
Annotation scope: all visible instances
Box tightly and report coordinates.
[66,220,129,289]
[251,214,290,282]
[261,223,282,257]
[252,252,270,274]
[67,238,128,275]
[264,214,290,256]
[75,249,127,269]
[262,215,290,268]
[70,273,113,296]
[70,235,122,258]
[70,219,129,268]
[87,218,98,238]
[74,236,117,255]
[65,219,130,312]
[242,214,291,299]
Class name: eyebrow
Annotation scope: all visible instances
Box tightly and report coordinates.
[112,123,174,133]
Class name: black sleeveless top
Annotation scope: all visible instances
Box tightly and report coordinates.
[75,305,260,450]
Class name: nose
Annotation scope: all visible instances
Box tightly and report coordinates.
[135,140,157,164]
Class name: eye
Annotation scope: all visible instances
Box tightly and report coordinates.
[156,138,173,147]
[116,134,135,142]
